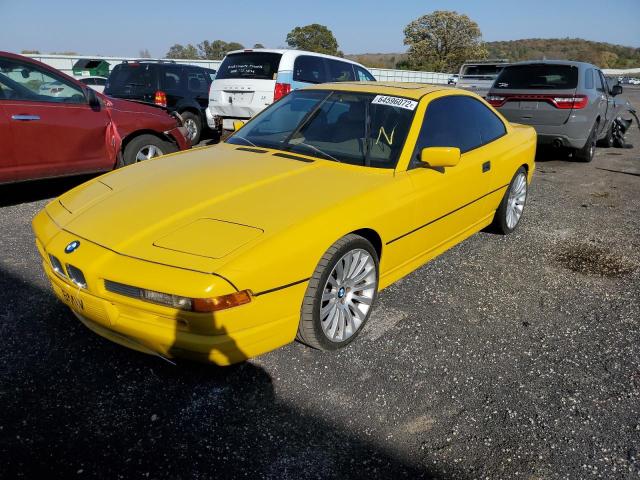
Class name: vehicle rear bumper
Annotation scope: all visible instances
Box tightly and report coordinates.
[529,122,591,149]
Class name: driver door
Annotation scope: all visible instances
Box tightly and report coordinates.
[395,95,508,264]
[0,55,110,183]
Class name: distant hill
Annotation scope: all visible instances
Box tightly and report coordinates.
[485,38,640,69]
[345,53,407,69]
[347,38,640,71]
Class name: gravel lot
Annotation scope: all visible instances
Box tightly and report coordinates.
[1,89,639,479]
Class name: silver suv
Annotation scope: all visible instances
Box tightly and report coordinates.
[487,61,623,162]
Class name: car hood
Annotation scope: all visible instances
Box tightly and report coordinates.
[50,144,389,274]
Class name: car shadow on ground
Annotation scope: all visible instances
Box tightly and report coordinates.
[0,266,458,479]
[0,174,99,208]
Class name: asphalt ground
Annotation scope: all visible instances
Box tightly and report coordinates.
[1,89,639,479]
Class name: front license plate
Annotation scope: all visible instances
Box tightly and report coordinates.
[56,285,85,312]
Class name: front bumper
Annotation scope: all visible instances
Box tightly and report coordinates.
[165,125,192,151]
[33,210,304,365]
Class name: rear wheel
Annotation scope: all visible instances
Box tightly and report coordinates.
[298,234,379,351]
[491,167,528,235]
[181,111,202,144]
[119,134,176,167]
[575,123,597,162]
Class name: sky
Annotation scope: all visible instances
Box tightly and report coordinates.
[1,0,639,57]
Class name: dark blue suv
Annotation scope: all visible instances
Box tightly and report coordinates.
[105,60,216,144]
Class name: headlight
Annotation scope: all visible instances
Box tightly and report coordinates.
[105,280,251,313]
[142,289,192,310]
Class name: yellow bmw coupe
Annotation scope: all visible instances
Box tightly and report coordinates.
[33,82,536,365]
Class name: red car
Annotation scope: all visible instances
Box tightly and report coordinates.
[0,52,191,184]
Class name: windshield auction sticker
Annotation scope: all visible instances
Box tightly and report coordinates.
[371,95,418,110]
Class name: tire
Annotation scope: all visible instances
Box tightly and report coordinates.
[596,123,614,148]
[297,234,379,351]
[119,134,177,168]
[181,111,202,145]
[491,166,528,235]
[574,123,597,162]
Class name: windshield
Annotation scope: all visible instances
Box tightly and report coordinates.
[494,64,578,90]
[226,90,417,169]
[216,52,282,80]
[460,64,505,79]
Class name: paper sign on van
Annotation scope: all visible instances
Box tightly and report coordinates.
[371,95,418,111]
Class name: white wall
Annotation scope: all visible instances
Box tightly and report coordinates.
[24,54,451,84]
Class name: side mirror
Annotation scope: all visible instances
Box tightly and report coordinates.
[86,88,101,109]
[420,147,461,168]
[610,84,623,96]
[232,120,245,131]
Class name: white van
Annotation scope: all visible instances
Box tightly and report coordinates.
[206,49,376,132]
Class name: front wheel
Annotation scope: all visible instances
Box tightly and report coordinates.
[119,134,176,167]
[298,234,379,351]
[491,167,528,235]
[597,123,614,148]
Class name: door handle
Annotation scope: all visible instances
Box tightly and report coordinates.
[482,161,491,173]
[11,114,40,121]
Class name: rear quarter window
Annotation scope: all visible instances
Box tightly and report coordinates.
[356,66,376,81]
[216,52,282,80]
[327,60,355,82]
[495,64,578,90]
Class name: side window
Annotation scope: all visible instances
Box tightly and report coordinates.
[0,57,85,103]
[327,60,355,82]
[356,66,376,81]
[293,55,326,84]
[412,96,505,162]
[597,71,609,93]
[161,66,183,91]
[472,99,506,144]
[186,68,208,93]
[595,70,605,92]
[585,68,594,90]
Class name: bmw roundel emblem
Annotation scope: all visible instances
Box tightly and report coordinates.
[65,240,81,254]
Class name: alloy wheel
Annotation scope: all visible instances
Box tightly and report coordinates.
[320,249,377,342]
[135,144,164,162]
[506,172,527,229]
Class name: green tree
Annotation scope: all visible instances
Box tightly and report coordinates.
[21,49,40,54]
[286,24,339,55]
[197,40,244,59]
[253,43,265,49]
[403,10,487,73]
[165,43,199,59]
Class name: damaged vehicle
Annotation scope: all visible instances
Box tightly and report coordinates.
[0,52,190,184]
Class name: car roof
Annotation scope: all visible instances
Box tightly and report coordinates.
[303,81,455,100]
[224,48,367,67]
[505,59,596,69]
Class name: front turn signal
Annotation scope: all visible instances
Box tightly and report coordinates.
[193,290,252,313]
